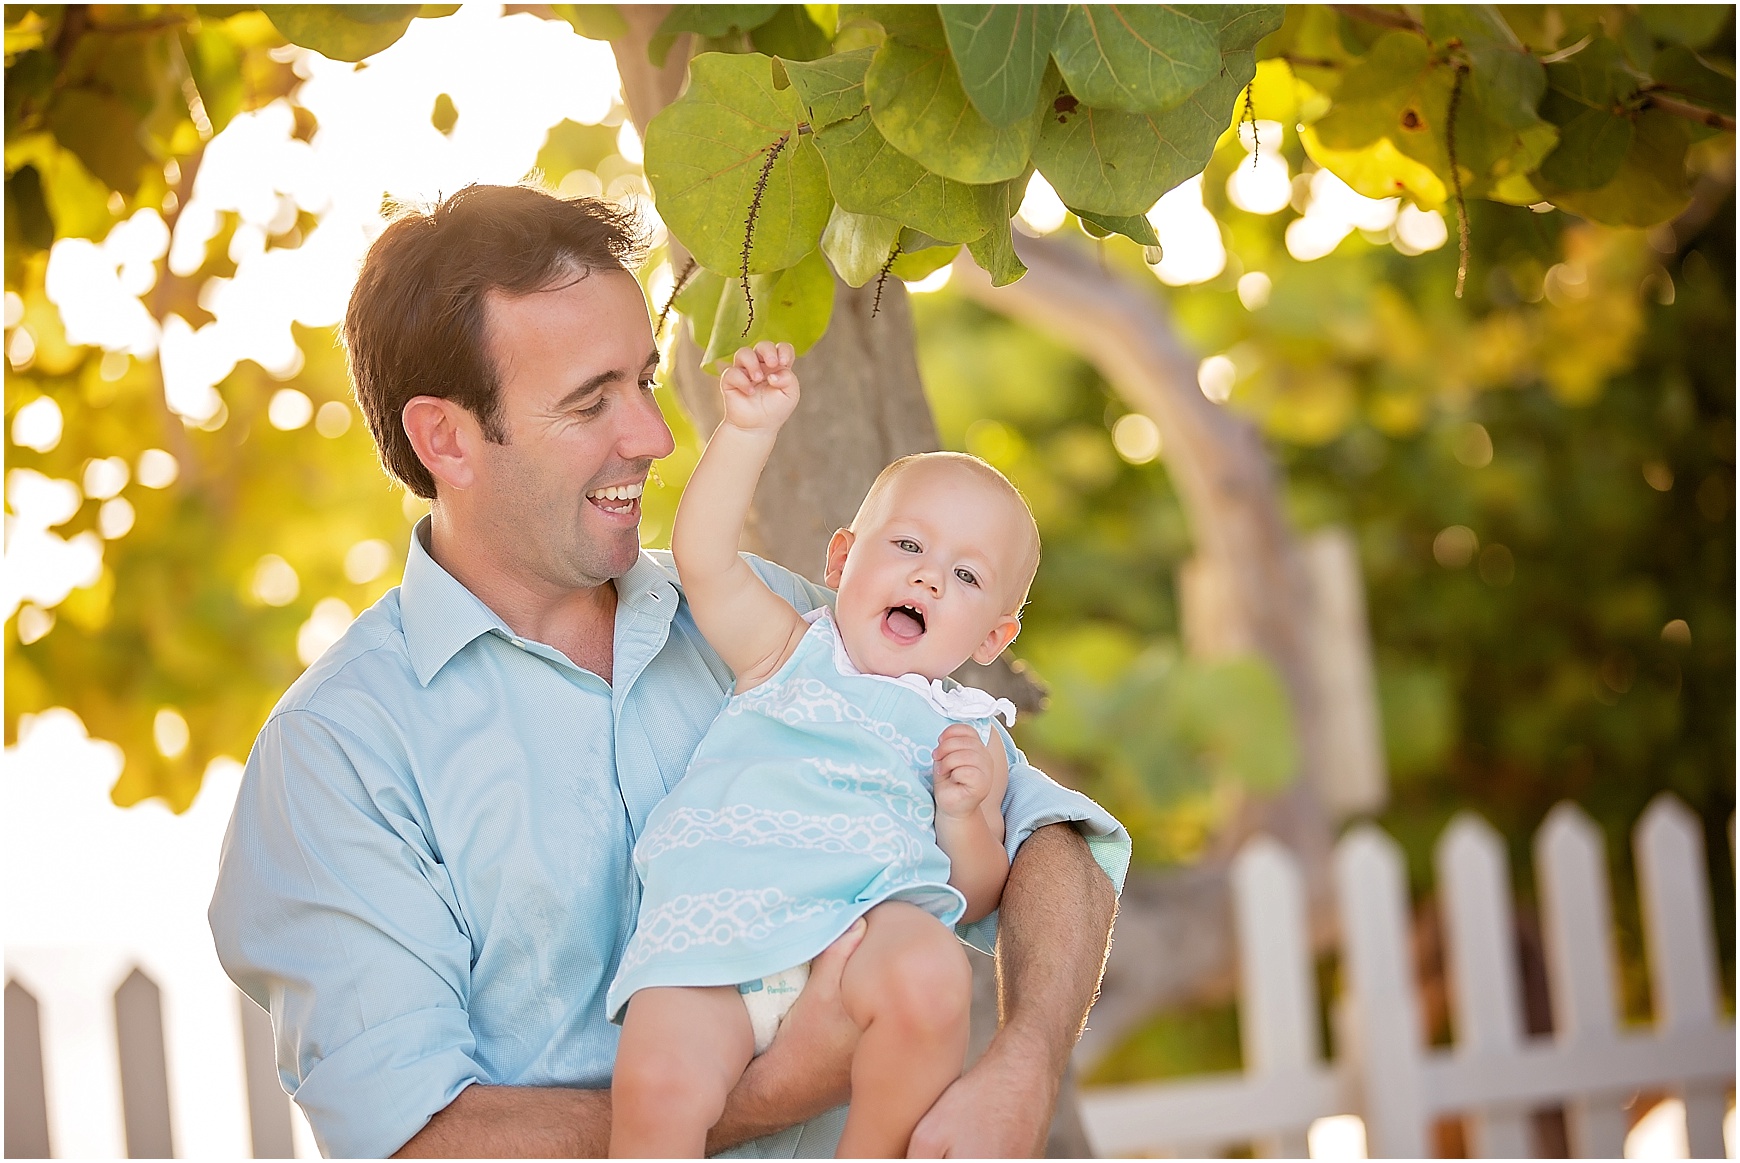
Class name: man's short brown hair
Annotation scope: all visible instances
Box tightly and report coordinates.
[342,184,648,498]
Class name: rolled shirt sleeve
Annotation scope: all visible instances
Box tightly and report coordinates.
[210,709,483,1159]
[955,729,1131,955]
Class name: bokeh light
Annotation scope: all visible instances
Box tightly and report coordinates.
[1148,176,1227,286]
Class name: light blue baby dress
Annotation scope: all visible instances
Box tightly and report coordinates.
[606,607,1018,1022]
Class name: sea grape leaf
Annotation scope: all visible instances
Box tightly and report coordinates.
[1035,24,1254,216]
[1220,5,1284,53]
[45,88,154,196]
[6,164,55,251]
[783,47,875,127]
[1544,110,1693,227]
[1071,206,1160,247]
[939,5,1067,128]
[673,265,727,352]
[549,5,629,42]
[887,238,961,281]
[1638,5,1731,50]
[643,53,832,276]
[650,5,779,66]
[264,6,418,62]
[864,6,1042,184]
[820,204,901,287]
[702,249,835,372]
[1649,46,1735,117]
[1535,38,1641,193]
[1051,5,1221,115]
[1300,124,1448,208]
[810,106,1005,242]
[965,180,1026,286]
[1421,5,1522,50]
[750,5,833,62]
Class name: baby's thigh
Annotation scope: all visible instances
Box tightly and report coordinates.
[840,901,971,1031]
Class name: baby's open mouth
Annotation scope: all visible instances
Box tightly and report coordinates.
[883,605,926,642]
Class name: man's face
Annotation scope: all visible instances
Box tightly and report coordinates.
[468,267,674,591]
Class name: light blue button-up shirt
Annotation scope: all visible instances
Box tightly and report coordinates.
[210,520,1129,1158]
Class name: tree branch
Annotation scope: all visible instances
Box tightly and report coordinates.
[1643,90,1737,133]
[1330,4,1425,35]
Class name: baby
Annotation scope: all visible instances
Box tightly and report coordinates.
[606,342,1042,1157]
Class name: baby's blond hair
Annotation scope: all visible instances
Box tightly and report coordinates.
[850,452,1041,614]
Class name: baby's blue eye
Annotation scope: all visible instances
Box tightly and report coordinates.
[955,568,979,586]
[896,539,921,553]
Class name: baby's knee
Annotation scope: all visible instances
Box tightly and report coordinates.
[613,1044,728,1126]
[877,924,971,1036]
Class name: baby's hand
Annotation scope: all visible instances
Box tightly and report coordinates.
[719,341,799,434]
[932,723,998,820]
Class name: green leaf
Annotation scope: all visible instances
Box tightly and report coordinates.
[550,4,628,41]
[702,249,835,371]
[1638,5,1732,50]
[887,238,961,281]
[1071,206,1159,247]
[820,204,901,287]
[864,6,1042,184]
[811,106,1005,242]
[1650,45,1735,117]
[181,25,245,135]
[938,5,1067,128]
[1218,4,1284,53]
[643,53,832,276]
[1536,38,1640,193]
[1035,46,1250,215]
[783,47,875,127]
[967,219,1026,287]
[1545,109,1692,227]
[5,164,55,251]
[45,88,153,196]
[264,6,419,62]
[750,5,833,61]
[650,5,779,66]
[673,265,727,351]
[1051,5,1221,115]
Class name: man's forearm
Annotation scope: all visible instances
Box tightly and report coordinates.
[393,1083,611,1158]
[995,821,1118,1074]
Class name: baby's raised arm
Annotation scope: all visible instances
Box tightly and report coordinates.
[671,342,811,691]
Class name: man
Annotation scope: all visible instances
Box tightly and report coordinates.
[210,184,1127,1158]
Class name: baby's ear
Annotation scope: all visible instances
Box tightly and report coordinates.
[971,615,1021,665]
[823,528,854,588]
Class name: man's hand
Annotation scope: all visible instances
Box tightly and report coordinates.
[932,723,997,820]
[705,917,866,1153]
[908,1032,1059,1158]
[719,341,799,434]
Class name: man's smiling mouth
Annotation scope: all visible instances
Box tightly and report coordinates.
[586,481,644,514]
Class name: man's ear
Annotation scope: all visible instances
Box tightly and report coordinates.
[823,528,854,589]
[971,615,1021,665]
[402,396,481,493]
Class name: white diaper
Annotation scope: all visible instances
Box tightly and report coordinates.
[738,962,810,1055]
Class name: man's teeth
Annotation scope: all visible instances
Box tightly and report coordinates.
[587,483,644,502]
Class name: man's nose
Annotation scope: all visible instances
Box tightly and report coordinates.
[621,384,677,461]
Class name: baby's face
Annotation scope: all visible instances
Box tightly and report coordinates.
[826,462,1029,681]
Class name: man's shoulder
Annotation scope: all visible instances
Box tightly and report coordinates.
[267,589,416,725]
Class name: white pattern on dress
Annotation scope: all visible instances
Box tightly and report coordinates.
[616,887,849,975]
[638,804,924,866]
[799,756,934,829]
[725,677,936,769]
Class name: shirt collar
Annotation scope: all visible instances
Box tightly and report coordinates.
[399,516,683,686]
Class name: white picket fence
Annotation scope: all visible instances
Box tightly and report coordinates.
[1077,794,1735,1158]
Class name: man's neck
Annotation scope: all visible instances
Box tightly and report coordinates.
[426,507,620,683]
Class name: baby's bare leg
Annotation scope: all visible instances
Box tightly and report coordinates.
[835,901,972,1158]
[610,985,755,1157]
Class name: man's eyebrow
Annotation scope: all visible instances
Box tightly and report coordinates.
[552,350,660,411]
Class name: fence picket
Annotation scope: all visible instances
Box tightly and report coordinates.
[239,991,296,1159]
[115,967,176,1159]
[5,979,53,1158]
[1233,836,1321,1157]
[1634,795,1728,1159]
[1533,803,1628,1156]
[1436,813,1533,1157]
[1335,825,1430,1158]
